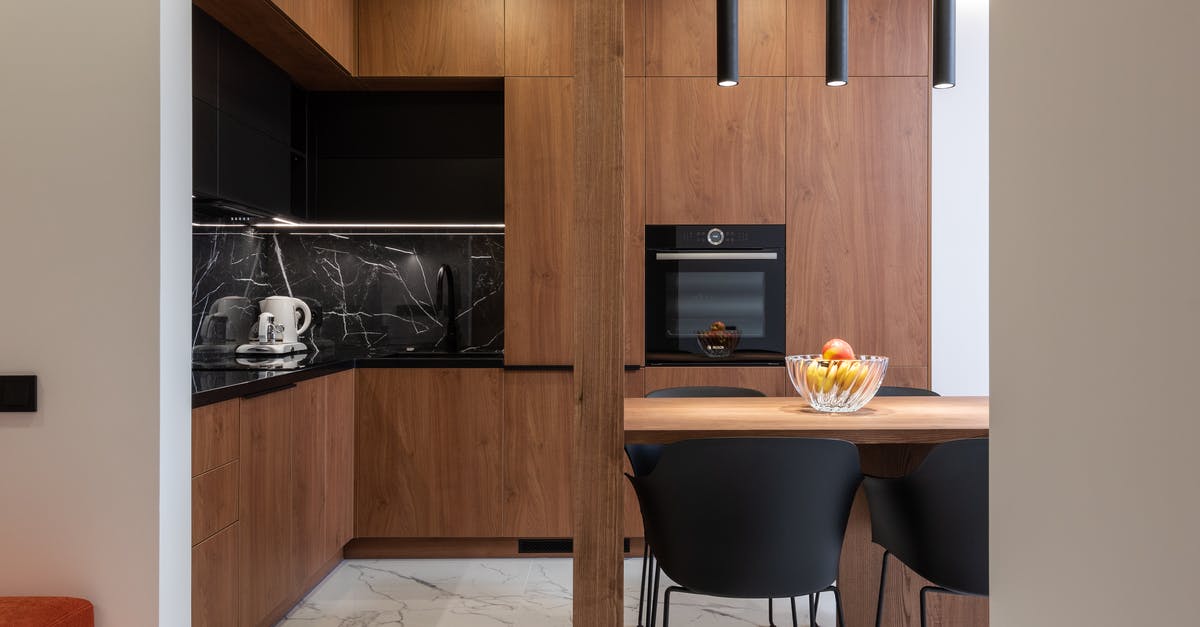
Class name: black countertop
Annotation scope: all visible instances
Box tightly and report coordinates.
[192,347,504,408]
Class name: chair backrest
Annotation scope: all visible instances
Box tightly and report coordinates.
[875,386,940,397]
[865,438,988,595]
[630,438,862,598]
[627,386,767,476]
[645,385,766,398]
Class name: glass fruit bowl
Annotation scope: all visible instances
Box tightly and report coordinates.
[696,328,741,358]
[786,354,889,413]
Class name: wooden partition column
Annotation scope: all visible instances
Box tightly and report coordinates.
[572,0,625,625]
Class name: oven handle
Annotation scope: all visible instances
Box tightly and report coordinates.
[653,251,779,261]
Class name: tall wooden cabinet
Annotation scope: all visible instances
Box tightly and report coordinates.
[645,78,786,224]
[787,0,929,77]
[786,77,930,386]
[504,78,575,365]
[646,0,786,76]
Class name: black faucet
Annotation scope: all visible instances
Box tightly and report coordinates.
[434,264,458,353]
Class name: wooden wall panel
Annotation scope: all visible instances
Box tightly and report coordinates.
[291,378,327,582]
[193,523,238,627]
[646,77,786,224]
[239,387,295,626]
[647,0,786,76]
[624,77,646,365]
[356,369,504,537]
[358,0,504,76]
[502,371,575,536]
[271,0,357,73]
[506,0,574,76]
[787,0,929,77]
[505,77,576,364]
[324,370,355,553]
[645,366,791,397]
[192,462,238,546]
[192,398,239,476]
[884,366,930,390]
[786,77,929,369]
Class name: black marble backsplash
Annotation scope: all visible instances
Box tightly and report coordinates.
[192,230,503,354]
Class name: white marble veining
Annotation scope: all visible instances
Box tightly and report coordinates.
[276,558,840,626]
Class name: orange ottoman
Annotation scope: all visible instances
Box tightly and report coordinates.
[0,597,94,627]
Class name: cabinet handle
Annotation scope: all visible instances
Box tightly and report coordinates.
[241,382,298,399]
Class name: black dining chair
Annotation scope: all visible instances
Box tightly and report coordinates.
[629,385,766,627]
[864,438,988,627]
[875,386,940,397]
[629,438,862,627]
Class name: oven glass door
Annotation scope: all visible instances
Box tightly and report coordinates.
[645,250,785,363]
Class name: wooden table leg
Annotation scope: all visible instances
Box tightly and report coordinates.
[838,445,989,627]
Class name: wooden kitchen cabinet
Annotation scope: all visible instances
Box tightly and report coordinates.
[193,523,239,627]
[356,368,505,537]
[647,0,786,76]
[358,0,504,77]
[290,378,328,584]
[324,370,355,554]
[505,0,573,76]
[504,78,575,365]
[786,77,929,380]
[788,0,929,78]
[271,0,357,73]
[645,366,791,397]
[646,78,786,224]
[625,77,646,365]
[239,385,297,626]
[502,370,575,536]
[502,370,647,538]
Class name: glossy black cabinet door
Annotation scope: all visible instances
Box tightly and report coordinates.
[194,99,220,198]
[218,29,291,145]
[219,112,291,215]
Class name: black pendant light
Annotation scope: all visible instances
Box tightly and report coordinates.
[933,0,956,88]
[717,0,738,86]
[826,0,848,86]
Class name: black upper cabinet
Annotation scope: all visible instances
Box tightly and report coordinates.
[194,99,220,198]
[193,8,220,108]
[219,33,291,145]
[308,92,504,223]
[192,7,303,218]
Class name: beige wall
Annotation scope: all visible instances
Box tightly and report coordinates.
[991,1,1200,625]
[0,1,191,625]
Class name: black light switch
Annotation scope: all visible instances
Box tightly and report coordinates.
[0,376,37,412]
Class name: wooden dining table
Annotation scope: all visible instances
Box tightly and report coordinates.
[624,395,990,627]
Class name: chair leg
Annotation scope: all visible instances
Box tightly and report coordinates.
[648,563,662,627]
[810,593,817,627]
[636,545,649,627]
[875,551,891,627]
[790,596,798,627]
[768,597,776,626]
[662,586,686,627]
[831,586,846,627]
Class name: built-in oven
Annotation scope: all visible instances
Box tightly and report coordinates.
[645,225,786,364]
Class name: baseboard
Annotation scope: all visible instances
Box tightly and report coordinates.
[344,537,646,559]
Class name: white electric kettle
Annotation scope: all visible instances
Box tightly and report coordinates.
[258,295,312,344]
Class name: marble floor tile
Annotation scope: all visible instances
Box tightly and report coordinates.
[277,558,840,626]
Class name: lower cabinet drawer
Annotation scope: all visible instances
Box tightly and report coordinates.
[193,522,238,627]
[193,461,238,545]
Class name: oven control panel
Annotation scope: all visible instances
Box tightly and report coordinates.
[646,225,786,250]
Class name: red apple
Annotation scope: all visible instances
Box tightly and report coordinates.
[821,338,855,361]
